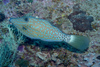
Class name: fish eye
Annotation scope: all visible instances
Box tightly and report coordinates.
[24,17,28,22]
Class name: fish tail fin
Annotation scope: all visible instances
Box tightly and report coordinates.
[64,35,90,51]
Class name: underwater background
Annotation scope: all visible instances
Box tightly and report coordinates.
[0,0,100,67]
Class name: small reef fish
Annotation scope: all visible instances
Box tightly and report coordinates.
[9,16,90,51]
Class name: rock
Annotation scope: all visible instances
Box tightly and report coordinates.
[36,52,48,61]
[68,4,94,32]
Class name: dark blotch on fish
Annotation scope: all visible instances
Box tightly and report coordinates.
[68,4,94,32]
[22,26,27,30]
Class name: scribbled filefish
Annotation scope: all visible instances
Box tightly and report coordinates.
[9,16,90,51]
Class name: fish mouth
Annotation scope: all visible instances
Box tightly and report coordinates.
[9,18,20,24]
[9,18,12,23]
[9,18,15,23]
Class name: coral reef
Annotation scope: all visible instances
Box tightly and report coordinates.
[0,0,100,67]
[15,58,29,67]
